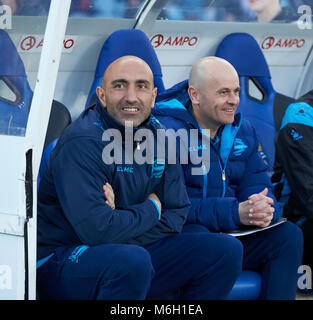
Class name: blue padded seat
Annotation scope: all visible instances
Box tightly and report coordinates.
[216,33,296,300]
[85,29,165,108]
[215,33,268,300]
[216,32,295,172]
[226,271,262,300]
[0,29,32,136]
[0,30,71,184]
[38,100,71,185]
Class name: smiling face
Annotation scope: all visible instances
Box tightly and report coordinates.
[96,56,157,127]
[189,57,240,134]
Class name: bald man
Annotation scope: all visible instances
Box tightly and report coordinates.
[153,57,303,299]
[36,56,242,300]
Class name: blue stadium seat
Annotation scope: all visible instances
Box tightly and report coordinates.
[216,32,295,172]
[85,28,165,108]
[0,30,71,185]
[0,29,32,136]
[226,271,262,300]
[216,33,296,300]
[38,100,71,185]
[215,33,267,300]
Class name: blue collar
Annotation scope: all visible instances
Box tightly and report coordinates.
[219,113,242,165]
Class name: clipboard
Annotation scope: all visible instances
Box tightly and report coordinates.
[223,217,287,237]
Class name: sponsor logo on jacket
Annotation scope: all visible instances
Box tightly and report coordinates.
[151,159,165,178]
[116,165,134,174]
[290,129,303,141]
[233,138,248,156]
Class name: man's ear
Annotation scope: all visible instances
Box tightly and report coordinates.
[96,86,106,107]
[188,85,200,105]
[150,87,158,109]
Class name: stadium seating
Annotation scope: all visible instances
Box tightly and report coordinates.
[216,32,295,172]
[0,30,71,185]
[85,28,165,108]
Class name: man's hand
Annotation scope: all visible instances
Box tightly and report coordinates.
[239,188,274,228]
[103,183,115,210]
[148,192,162,214]
[103,184,162,216]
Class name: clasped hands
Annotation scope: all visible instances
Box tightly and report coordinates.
[239,188,275,228]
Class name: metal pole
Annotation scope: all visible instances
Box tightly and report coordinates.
[24,0,72,300]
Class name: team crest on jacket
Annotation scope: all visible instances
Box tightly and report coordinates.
[233,138,248,156]
[289,129,303,141]
[151,159,165,178]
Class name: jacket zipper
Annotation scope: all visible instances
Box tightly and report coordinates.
[134,140,145,198]
[216,158,226,198]
[221,167,226,197]
[202,160,207,199]
[201,140,228,199]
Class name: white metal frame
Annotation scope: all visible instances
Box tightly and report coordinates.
[24,0,72,300]
[135,0,169,32]
[0,0,71,300]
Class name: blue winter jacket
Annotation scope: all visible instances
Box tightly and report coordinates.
[152,81,279,232]
[37,100,190,260]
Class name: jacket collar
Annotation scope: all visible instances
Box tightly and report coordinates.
[154,97,242,131]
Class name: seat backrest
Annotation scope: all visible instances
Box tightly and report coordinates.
[38,100,72,184]
[0,31,71,184]
[85,28,165,108]
[216,33,295,172]
[0,30,32,136]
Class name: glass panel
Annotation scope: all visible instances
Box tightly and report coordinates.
[0,0,148,19]
[0,1,50,136]
[248,78,264,102]
[69,0,147,18]
[158,0,309,23]
[0,0,51,16]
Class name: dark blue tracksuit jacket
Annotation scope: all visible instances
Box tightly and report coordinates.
[37,101,190,260]
[152,81,279,232]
